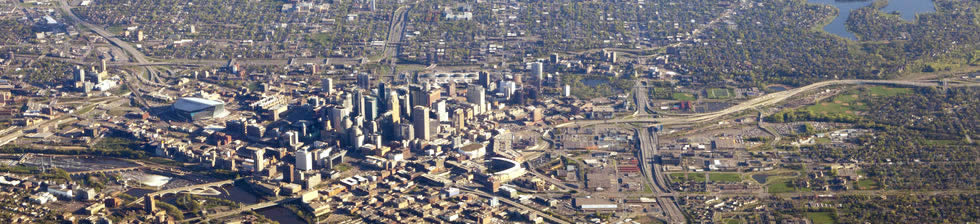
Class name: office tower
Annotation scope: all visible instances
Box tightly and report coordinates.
[478,71,491,88]
[564,84,571,97]
[144,195,155,213]
[453,108,465,131]
[342,92,353,109]
[499,80,516,99]
[532,61,544,83]
[467,85,486,114]
[321,78,334,94]
[285,131,299,147]
[447,81,457,97]
[349,128,365,148]
[296,148,313,171]
[284,164,295,183]
[426,88,442,107]
[378,82,388,110]
[413,106,430,140]
[396,123,414,141]
[365,96,378,121]
[435,100,448,122]
[74,66,85,83]
[253,148,265,172]
[401,92,412,118]
[357,74,371,90]
[300,122,308,137]
[410,85,425,108]
[329,106,348,132]
[353,91,365,117]
[388,91,401,123]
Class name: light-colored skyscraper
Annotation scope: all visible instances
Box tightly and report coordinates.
[253,148,265,172]
[296,148,313,171]
[531,62,543,80]
[322,78,334,94]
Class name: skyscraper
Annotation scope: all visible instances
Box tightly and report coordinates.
[365,96,378,121]
[478,72,491,88]
[388,91,401,123]
[357,74,371,90]
[296,148,313,171]
[413,106,430,140]
[74,66,85,83]
[322,78,334,94]
[532,62,543,79]
[328,106,348,132]
[467,85,486,114]
[253,148,265,172]
[144,195,155,213]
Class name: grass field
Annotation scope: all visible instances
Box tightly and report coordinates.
[766,178,807,193]
[707,88,733,99]
[866,86,911,97]
[855,179,878,190]
[672,92,696,101]
[807,212,836,224]
[670,172,742,182]
[803,87,910,115]
[709,173,742,182]
[669,173,706,182]
[651,87,672,99]
[804,93,862,115]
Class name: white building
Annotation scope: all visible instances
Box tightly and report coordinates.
[296,148,314,171]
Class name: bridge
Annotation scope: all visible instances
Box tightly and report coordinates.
[183,197,298,223]
[128,179,236,206]
[68,166,143,177]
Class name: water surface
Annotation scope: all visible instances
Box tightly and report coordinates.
[807,0,936,40]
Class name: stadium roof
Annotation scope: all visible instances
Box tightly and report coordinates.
[174,97,224,112]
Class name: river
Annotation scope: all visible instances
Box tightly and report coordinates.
[807,0,936,40]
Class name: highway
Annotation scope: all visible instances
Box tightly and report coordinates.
[558,79,980,128]
[629,79,686,223]
[57,0,149,64]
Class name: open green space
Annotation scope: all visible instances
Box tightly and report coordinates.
[708,173,742,182]
[706,88,733,99]
[650,87,673,99]
[804,87,909,115]
[669,173,705,182]
[672,92,696,101]
[855,179,878,190]
[669,172,742,182]
[866,86,912,97]
[807,212,836,224]
[766,177,809,193]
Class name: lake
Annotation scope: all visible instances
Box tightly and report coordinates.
[807,0,936,40]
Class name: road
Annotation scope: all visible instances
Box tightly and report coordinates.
[184,197,297,223]
[128,179,236,206]
[57,0,150,64]
[637,128,686,224]
[558,79,980,128]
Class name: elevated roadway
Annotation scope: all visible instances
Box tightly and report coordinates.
[558,79,979,128]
